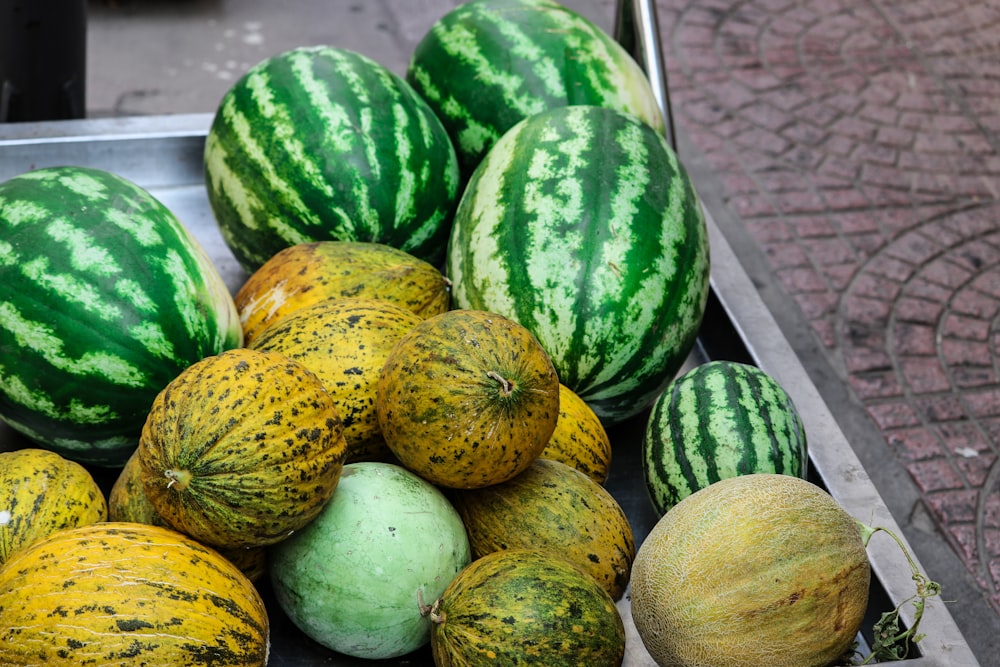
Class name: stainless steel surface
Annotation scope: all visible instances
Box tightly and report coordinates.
[614,0,676,149]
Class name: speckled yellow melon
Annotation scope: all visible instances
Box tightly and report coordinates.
[109,449,268,582]
[0,521,269,666]
[630,473,870,667]
[429,549,626,666]
[450,458,634,600]
[541,384,612,484]
[235,241,451,343]
[0,447,107,565]
[248,297,423,463]
[138,347,348,549]
[377,309,559,489]
[108,448,165,527]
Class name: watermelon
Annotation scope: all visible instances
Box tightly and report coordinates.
[204,45,460,272]
[0,166,242,467]
[446,105,710,426]
[407,0,665,177]
[642,361,809,516]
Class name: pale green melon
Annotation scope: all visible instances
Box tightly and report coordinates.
[268,461,471,659]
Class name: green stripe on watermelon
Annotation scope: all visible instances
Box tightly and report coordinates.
[446,105,709,426]
[0,166,242,466]
[204,45,460,272]
[406,0,666,177]
[642,360,809,516]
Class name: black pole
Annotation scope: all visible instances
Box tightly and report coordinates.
[0,0,87,122]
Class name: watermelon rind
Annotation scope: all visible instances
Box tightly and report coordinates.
[205,45,460,273]
[446,105,710,426]
[0,166,242,466]
[642,360,809,515]
[406,0,666,177]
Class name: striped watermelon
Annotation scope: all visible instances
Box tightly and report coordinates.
[642,360,809,516]
[204,45,461,273]
[0,166,242,467]
[407,0,665,177]
[446,105,710,426]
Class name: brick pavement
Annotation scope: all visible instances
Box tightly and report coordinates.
[655,0,1000,613]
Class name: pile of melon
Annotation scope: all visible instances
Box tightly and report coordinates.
[0,1,939,666]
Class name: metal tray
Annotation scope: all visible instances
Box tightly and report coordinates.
[0,111,979,667]
[0,1,979,665]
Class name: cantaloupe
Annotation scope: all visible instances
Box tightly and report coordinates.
[630,474,870,667]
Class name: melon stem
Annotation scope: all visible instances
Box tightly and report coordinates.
[854,520,942,664]
[486,370,513,397]
[164,469,192,492]
[417,589,445,625]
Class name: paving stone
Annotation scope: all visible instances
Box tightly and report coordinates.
[888,426,948,460]
[942,338,994,367]
[902,360,956,395]
[819,186,873,211]
[954,450,997,488]
[820,264,856,291]
[927,489,981,524]
[852,271,904,301]
[967,388,1000,419]
[949,523,983,570]
[850,370,904,400]
[916,392,967,421]
[761,241,810,268]
[893,322,938,356]
[952,366,999,390]
[775,266,829,293]
[907,457,967,493]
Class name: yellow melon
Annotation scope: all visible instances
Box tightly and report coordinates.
[540,384,612,484]
[0,448,107,565]
[248,297,422,463]
[138,348,347,549]
[0,522,269,666]
[109,449,268,582]
[235,241,450,343]
[376,309,559,489]
[450,458,634,600]
[630,473,870,667]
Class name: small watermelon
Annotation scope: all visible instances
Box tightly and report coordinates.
[642,360,808,515]
[269,461,471,660]
[204,46,460,272]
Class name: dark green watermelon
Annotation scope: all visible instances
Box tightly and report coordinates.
[446,105,710,426]
[205,45,460,272]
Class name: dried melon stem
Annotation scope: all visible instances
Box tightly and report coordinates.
[164,468,193,492]
[850,521,942,664]
[417,588,445,624]
[486,370,514,397]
